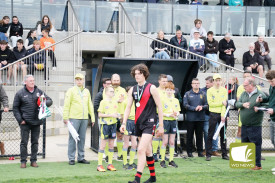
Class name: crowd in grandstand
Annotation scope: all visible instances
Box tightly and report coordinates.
[0,15,57,85]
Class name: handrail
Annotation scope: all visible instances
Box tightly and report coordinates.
[0,31,83,71]
[118,2,268,82]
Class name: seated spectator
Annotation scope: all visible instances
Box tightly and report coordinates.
[170,30,188,59]
[204,31,219,70]
[0,16,10,42]
[150,30,170,59]
[13,39,28,85]
[9,16,23,48]
[226,76,239,100]
[242,42,264,86]
[0,40,15,85]
[218,33,236,70]
[27,40,47,82]
[40,29,57,70]
[25,30,37,51]
[37,15,55,40]
[190,0,202,5]
[190,19,207,39]
[254,35,272,71]
[189,31,205,70]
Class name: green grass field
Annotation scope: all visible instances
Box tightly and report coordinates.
[0,157,274,183]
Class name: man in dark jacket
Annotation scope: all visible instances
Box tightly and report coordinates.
[170,30,188,59]
[93,78,111,114]
[13,39,28,85]
[0,40,16,84]
[9,16,23,48]
[0,84,9,155]
[13,75,52,168]
[183,78,208,157]
[254,35,272,71]
[235,77,267,170]
[242,43,264,86]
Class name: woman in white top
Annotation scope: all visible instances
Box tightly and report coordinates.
[37,15,55,40]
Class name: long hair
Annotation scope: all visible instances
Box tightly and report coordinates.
[41,15,52,29]
[0,16,10,26]
[27,29,36,38]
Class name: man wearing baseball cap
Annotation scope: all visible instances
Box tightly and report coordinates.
[63,73,95,165]
[205,74,229,161]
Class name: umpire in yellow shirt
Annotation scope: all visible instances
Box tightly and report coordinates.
[206,74,229,161]
[63,73,95,165]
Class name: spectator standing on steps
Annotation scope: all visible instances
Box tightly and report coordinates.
[13,75,52,168]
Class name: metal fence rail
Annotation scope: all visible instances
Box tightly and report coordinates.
[0,110,46,158]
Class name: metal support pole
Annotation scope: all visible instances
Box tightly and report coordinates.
[95,1,97,32]
[146,3,149,34]
[124,12,126,57]
[171,4,174,34]
[40,0,42,21]
[42,119,46,159]
[45,50,49,92]
[220,6,223,35]
[244,6,247,36]
[11,0,14,18]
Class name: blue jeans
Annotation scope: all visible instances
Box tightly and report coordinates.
[155,51,170,59]
[205,53,219,68]
[68,119,88,161]
[0,32,8,42]
[241,125,262,167]
[204,114,219,151]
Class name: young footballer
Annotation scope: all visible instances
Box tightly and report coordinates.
[120,64,164,183]
[159,82,180,168]
[97,86,120,172]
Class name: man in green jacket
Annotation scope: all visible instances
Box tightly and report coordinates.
[63,73,95,165]
[235,77,267,170]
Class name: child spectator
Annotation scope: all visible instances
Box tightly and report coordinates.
[0,16,10,42]
[25,30,37,51]
[254,35,272,71]
[190,19,207,39]
[13,39,28,85]
[159,82,180,168]
[204,31,219,70]
[97,86,120,172]
[122,86,138,170]
[189,31,205,71]
[150,30,170,59]
[0,40,15,84]
[9,16,23,48]
[40,28,57,70]
[37,15,55,40]
[226,76,239,100]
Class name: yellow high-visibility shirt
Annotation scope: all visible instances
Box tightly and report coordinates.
[207,87,227,117]
[162,97,181,121]
[103,86,127,114]
[98,99,119,125]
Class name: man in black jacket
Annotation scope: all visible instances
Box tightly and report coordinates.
[242,43,264,86]
[170,30,188,59]
[218,33,236,70]
[183,78,208,157]
[13,75,52,168]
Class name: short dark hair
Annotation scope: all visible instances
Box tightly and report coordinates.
[205,76,213,82]
[130,64,150,80]
[207,31,214,36]
[42,28,50,34]
[17,39,23,44]
[158,74,167,81]
[266,70,275,80]
[102,78,111,84]
[0,40,7,45]
[192,78,199,82]
[12,16,18,19]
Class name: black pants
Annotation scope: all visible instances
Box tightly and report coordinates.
[206,112,227,157]
[241,125,262,167]
[187,121,204,154]
[219,54,234,68]
[20,124,40,163]
[48,50,57,67]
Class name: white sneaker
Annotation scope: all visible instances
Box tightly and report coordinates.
[231,69,235,72]
[271,168,275,172]
[6,80,11,85]
[52,67,56,71]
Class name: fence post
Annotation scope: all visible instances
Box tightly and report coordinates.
[42,119,46,158]
[45,50,49,92]
[95,1,97,32]
[244,6,247,36]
